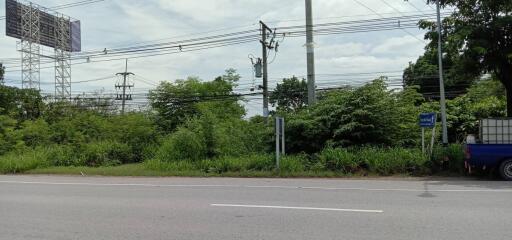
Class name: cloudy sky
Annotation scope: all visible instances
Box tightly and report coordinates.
[0,0,440,114]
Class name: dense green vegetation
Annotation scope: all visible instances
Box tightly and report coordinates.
[410,1,512,115]
[0,72,505,177]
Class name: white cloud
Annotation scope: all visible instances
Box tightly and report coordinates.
[316,42,370,58]
[0,0,435,115]
[371,34,425,56]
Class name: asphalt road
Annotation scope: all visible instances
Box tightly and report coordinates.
[0,175,511,240]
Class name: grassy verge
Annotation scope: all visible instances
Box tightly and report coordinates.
[26,164,373,178]
[3,146,466,178]
[27,164,205,177]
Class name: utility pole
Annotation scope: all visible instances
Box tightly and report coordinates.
[0,63,4,86]
[436,0,449,145]
[116,59,134,115]
[260,21,273,119]
[305,0,316,105]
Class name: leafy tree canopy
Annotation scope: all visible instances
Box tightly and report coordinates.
[270,76,308,112]
[0,86,43,120]
[149,69,245,132]
[422,0,512,115]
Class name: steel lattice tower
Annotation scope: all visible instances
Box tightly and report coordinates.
[20,2,40,90]
[54,14,72,100]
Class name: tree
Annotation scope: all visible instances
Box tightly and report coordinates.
[149,70,245,132]
[403,49,475,98]
[423,0,512,115]
[0,86,43,120]
[0,115,22,155]
[447,78,506,142]
[269,77,308,112]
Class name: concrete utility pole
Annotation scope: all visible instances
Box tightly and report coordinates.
[116,59,134,115]
[305,0,316,105]
[260,21,273,119]
[0,63,4,85]
[436,0,449,145]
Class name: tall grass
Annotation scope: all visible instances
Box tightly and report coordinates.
[316,148,360,173]
[144,147,429,176]
[359,147,427,175]
[0,144,438,177]
[312,147,428,175]
[0,148,51,174]
[430,144,465,174]
[0,142,138,174]
[145,154,276,174]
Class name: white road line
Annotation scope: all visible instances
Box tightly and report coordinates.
[211,204,384,213]
[0,180,511,193]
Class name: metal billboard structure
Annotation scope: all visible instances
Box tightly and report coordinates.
[5,0,81,100]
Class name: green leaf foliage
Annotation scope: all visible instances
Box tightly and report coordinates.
[285,78,424,153]
[423,0,512,115]
[0,86,44,120]
[149,69,245,132]
[270,77,308,112]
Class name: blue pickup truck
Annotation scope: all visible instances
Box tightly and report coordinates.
[465,118,512,180]
[465,144,512,180]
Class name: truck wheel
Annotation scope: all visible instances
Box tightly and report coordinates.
[499,160,512,181]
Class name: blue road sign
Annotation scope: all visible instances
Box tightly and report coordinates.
[419,113,437,128]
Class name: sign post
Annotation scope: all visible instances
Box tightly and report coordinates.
[419,113,437,155]
[422,128,425,154]
[275,117,285,170]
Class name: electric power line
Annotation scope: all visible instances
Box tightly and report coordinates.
[0,0,107,20]
[352,0,426,43]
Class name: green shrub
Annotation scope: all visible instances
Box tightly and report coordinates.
[317,147,360,173]
[79,141,132,167]
[154,128,206,162]
[109,113,159,163]
[141,143,159,162]
[0,115,24,155]
[19,119,51,147]
[181,114,269,159]
[45,145,77,166]
[49,119,86,145]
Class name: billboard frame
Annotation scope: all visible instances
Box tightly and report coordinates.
[6,0,81,52]
[5,0,81,98]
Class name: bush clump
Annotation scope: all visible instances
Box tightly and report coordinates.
[154,128,207,162]
[79,141,132,167]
